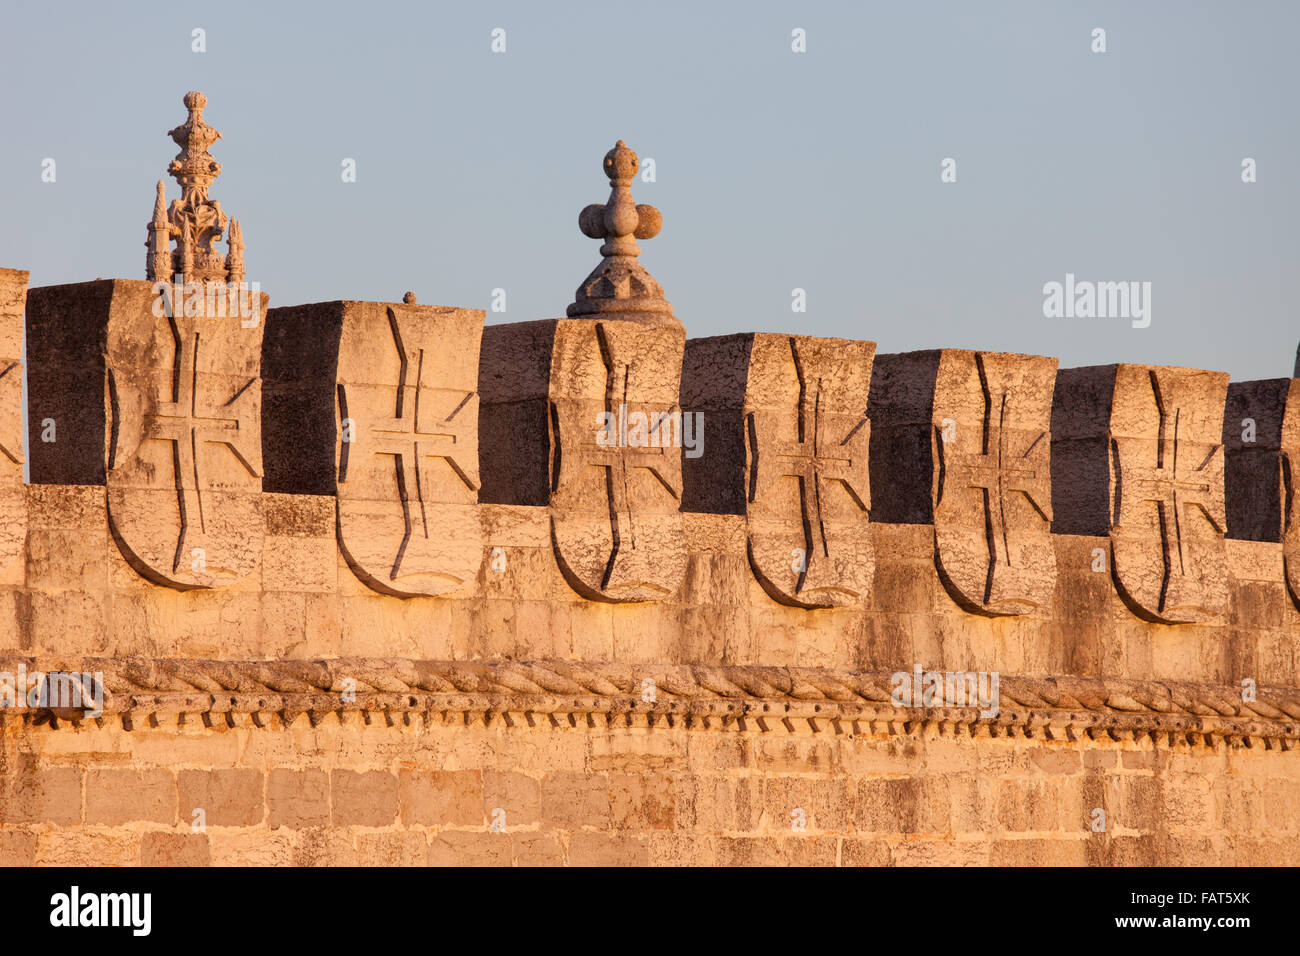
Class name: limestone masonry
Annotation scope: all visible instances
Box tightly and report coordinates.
[1,94,1298,867]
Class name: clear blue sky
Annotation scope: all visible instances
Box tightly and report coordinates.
[0,0,1295,380]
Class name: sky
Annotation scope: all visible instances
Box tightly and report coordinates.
[0,0,1296,381]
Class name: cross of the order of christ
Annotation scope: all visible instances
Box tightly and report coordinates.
[358,307,478,582]
[937,364,1051,605]
[749,359,869,594]
[571,344,681,588]
[1116,401,1223,614]
[138,316,259,573]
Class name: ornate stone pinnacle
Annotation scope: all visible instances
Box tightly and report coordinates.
[145,91,245,284]
[226,219,245,285]
[566,141,679,329]
[168,91,222,192]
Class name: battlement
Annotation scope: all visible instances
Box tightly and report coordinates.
[0,96,1297,869]
[6,272,1299,649]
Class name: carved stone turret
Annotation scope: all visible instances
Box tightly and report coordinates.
[566,141,679,330]
[144,91,246,284]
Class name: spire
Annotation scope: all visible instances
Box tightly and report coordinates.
[566,141,678,329]
[145,180,171,280]
[170,91,226,200]
[145,92,244,284]
[151,179,168,224]
[226,219,245,285]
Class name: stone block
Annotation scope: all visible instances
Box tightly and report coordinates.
[1052,364,1228,623]
[683,333,875,608]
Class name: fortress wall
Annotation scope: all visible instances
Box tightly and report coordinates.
[0,488,1296,686]
[2,700,1297,867]
[2,121,1299,865]
[0,383,1297,866]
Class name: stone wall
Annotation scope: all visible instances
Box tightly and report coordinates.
[1,119,1299,866]
[2,489,1298,684]
[1,286,1298,864]
[4,708,1296,867]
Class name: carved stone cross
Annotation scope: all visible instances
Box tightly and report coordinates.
[1109,365,1228,623]
[549,318,686,602]
[750,354,869,598]
[334,303,482,597]
[106,283,266,591]
[1115,386,1225,618]
[941,401,1049,576]
[932,352,1056,615]
[139,318,259,573]
[572,355,677,578]
[359,309,478,581]
[744,335,874,608]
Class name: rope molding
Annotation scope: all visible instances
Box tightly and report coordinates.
[1,658,1297,748]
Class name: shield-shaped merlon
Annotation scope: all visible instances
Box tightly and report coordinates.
[931,350,1058,616]
[745,334,874,609]
[1109,364,1229,624]
[0,268,27,577]
[1284,379,1300,608]
[335,303,483,598]
[105,280,266,589]
[548,318,686,603]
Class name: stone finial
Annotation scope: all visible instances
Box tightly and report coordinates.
[226,219,245,285]
[566,141,679,329]
[144,91,244,284]
[146,180,171,280]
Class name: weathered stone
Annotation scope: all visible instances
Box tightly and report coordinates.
[146,92,246,285]
[0,268,27,575]
[105,283,265,589]
[141,832,210,866]
[1224,378,1291,543]
[869,350,1056,615]
[549,318,687,602]
[932,351,1057,615]
[477,320,558,507]
[683,333,874,608]
[1282,380,1300,607]
[25,280,114,487]
[27,93,265,591]
[26,277,267,589]
[867,351,942,525]
[265,300,484,597]
[1222,376,1300,610]
[2,90,1298,872]
[1053,364,1228,623]
[567,141,678,331]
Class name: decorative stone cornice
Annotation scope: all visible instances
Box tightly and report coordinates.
[4,658,1297,748]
